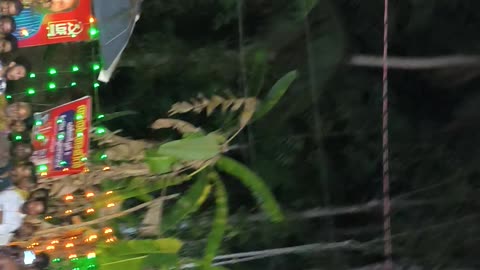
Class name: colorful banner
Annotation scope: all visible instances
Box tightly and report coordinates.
[14,0,93,48]
[31,96,91,178]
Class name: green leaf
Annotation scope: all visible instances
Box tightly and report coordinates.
[162,177,212,233]
[253,71,298,121]
[143,254,180,270]
[97,239,182,270]
[145,155,177,174]
[202,175,228,269]
[215,156,284,222]
[157,134,222,161]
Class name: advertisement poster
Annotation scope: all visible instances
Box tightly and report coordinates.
[14,0,93,48]
[31,96,91,178]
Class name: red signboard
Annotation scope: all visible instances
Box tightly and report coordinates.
[14,0,93,48]
[31,96,92,178]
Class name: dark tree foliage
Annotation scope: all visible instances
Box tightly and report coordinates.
[9,0,480,269]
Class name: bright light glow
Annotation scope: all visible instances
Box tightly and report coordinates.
[106,191,113,195]
[87,252,96,259]
[89,17,95,23]
[65,195,74,201]
[51,240,59,244]
[46,245,55,250]
[103,166,111,171]
[86,208,95,214]
[86,192,95,198]
[48,82,56,90]
[26,88,35,95]
[65,210,73,214]
[104,228,113,234]
[20,29,29,36]
[38,165,48,172]
[71,82,77,87]
[48,68,57,75]
[107,203,115,208]
[29,73,36,78]
[68,254,77,259]
[65,243,74,248]
[88,235,98,241]
[71,65,79,72]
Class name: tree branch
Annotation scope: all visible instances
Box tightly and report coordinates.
[349,54,480,69]
[235,199,433,222]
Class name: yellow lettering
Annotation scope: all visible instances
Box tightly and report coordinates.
[72,105,87,169]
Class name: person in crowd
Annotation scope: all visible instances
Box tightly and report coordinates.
[0,59,31,95]
[0,186,47,237]
[0,34,17,53]
[0,60,29,81]
[11,143,32,161]
[5,102,31,121]
[9,121,25,134]
[0,0,23,16]
[11,162,36,199]
[0,16,15,35]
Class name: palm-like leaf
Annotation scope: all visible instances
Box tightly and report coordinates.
[162,177,212,233]
[202,175,228,269]
[215,156,283,222]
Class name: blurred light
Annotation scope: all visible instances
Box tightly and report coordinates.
[89,17,95,23]
[20,29,29,36]
[92,63,100,71]
[29,73,36,78]
[95,127,106,135]
[65,195,74,201]
[65,210,73,214]
[102,166,110,171]
[48,68,57,75]
[68,254,77,259]
[87,252,96,259]
[71,65,79,72]
[5,95,11,100]
[65,243,74,248]
[51,240,59,244]
[46,245,55,250]
[86,192,95,198]
[71,82,77,87]
[106,191,113,195]
[86,208,95,214]
[34,120,42,126]
[38,165,48,172]
[89,27,98,36]
[104,228,113,234]
[48,82,56,90]
[107,203,115,208]
[26,88,35,95]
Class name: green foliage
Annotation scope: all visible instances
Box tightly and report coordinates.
[253,71,299,121]
[297,0,319,18]
[162,177,212,233]
[216,156,284,222]
[143,254,180,270]
[202,175,228,269]
[96,239,183,270]
[145,151,177,174]
[157,133,223,161]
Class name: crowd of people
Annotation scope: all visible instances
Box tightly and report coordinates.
[0,100,50,270]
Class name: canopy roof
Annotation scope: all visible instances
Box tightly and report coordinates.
[93,0,142,82]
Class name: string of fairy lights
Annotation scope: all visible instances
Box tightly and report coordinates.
[5,63,102,100]
[26,190,118,266]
